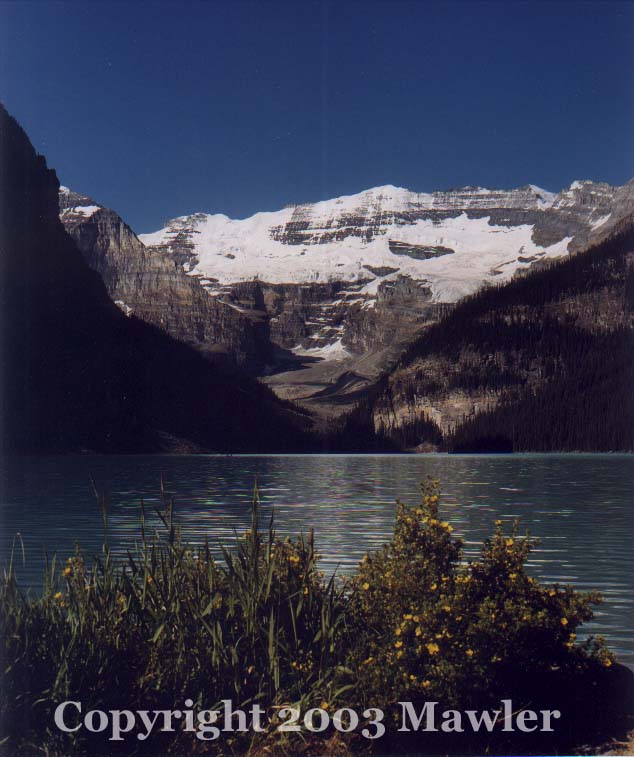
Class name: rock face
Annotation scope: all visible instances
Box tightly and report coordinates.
[59,189,271,371]
[0,103,311,453]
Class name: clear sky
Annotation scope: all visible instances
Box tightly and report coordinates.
[1,0,633,232]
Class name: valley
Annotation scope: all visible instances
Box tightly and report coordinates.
[59,178,634,438]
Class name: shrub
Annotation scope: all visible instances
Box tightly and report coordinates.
[344,479,613,714]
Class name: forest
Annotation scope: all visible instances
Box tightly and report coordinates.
[335,221,634,453]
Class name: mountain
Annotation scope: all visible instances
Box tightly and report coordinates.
[140,182,634,299]
[137,181,634,418]
[0,103,312,454]
[58,188,272,371]
[41,110,634,451]
[351,218,634,452]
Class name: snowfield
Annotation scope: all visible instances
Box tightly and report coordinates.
[139,184,573,304]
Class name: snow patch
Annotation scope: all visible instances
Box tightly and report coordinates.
[146,211,571,303]
[114,300,133,316]
[528,185,556,208]
[293,340,350,360]
[140,183,580,306]
[63,204,101,218]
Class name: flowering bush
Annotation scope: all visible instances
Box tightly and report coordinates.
[346,479,613,712]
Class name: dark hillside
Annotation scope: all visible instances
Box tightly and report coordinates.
[359,224,634,452]
[0,104,312,453]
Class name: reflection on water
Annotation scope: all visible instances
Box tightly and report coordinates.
[1,454,633,665]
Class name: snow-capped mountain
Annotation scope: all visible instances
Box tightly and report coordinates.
[61,179,634,421]
[139,181,630,304]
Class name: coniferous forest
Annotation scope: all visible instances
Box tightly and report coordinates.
[340,221,634,453]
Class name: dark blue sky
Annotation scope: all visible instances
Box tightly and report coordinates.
[1,1,633,232]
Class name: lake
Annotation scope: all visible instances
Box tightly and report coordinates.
[1,454,632,666]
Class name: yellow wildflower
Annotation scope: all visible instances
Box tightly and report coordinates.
[509,573,517,580]
[362,582,370,591]
[63,567,72,577]
[395,640,403,649]
[430,583,437,591]
[603,658,613,668]
[495,519,502,526]
[415,626,422,637]
[53,591,63,602]
[442,605,451,612]
[465,649,474,657]
[321,701,329,711]
[426,642,440,655]
[422,679,431,688]
[505,538,514,547]
[395,628,402,637]
[560,617,568,626]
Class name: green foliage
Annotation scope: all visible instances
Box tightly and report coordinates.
[344,480,613,713]
[0,480,614,753]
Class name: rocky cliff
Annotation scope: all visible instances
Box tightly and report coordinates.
[59,189,271,370]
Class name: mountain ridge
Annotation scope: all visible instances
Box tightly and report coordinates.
[0,103,313,454]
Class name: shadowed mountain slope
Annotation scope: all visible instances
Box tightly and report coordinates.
[0,104,312,454]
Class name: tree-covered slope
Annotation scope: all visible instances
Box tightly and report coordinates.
[362,222,634,452]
